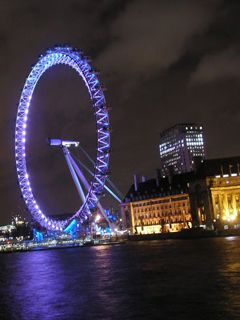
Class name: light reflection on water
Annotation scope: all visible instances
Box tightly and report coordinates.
[0,238,240,320]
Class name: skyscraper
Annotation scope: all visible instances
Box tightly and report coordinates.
[159,123,205,177]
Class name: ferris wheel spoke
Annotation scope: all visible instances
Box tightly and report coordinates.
[69,153,113,230]
[69,153,91,191]
[71,153,122,203]
[78,144,95,167]
[63,146,86,205]
[76,145,123,199]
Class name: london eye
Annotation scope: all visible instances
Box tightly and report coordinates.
[15,45,112,232]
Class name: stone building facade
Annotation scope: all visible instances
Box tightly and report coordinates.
[121,156,240,234]
[121,175,193,235]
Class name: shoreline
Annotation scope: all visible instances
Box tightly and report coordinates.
[1,229,240,253]
[128,229,240,241]
[0,239,126,254]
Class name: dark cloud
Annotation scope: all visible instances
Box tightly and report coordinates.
[191,47,240,83]
[97,0,218,77]
[0,0,239,224]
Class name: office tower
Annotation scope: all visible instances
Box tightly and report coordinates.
[159,123,205,177]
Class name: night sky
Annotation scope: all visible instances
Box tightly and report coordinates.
[0,0,240,224]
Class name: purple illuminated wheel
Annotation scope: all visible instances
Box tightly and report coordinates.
[15,46,110,231]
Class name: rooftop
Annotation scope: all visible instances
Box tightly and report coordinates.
[123,156,240,203]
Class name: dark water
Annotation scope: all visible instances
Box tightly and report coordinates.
[0,238,240,320]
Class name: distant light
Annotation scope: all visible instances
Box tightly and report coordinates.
[95,214,101,222]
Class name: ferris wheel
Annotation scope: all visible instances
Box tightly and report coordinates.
[15,45,114,232]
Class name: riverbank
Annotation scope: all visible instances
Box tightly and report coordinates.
[128,228,240,241]
[0,239,126,253]
[2,229,239,253]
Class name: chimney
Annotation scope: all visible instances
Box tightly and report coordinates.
[156,169,161,187]
[133,174,138,192]
[220,165,224,176]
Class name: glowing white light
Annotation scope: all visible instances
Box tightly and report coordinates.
[95,214,101,222]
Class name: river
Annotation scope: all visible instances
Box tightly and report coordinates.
[0,237,240,320]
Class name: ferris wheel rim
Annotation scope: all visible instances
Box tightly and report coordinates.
[15,45,110,231]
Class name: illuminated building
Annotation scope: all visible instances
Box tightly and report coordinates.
[0,225,16,240]
[122,156,240,234]
[121,175,192,234]
[11,214,32,239]
[211,176,240,224]
[189,156,240,229]
[12,214,26,226]
[159,123,205,177]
